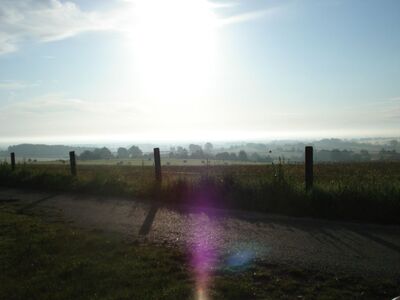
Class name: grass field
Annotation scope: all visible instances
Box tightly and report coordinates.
[1,202,399,300]
[6,157,266,166]
[0,161,400,224]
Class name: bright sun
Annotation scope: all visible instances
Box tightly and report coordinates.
[129,0,219,104]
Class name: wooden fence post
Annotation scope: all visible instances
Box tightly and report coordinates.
[69,151,77,176]
[10,152,15,171]
[305,146,313,191]
[153,148,162,183]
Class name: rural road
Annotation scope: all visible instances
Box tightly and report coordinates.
[1,187,400,278]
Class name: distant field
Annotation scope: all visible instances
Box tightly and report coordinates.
[5,160,397,185]
[1,161,400,224]
[4,158,269,166]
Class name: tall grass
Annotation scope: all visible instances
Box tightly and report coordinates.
[1,161,399,224]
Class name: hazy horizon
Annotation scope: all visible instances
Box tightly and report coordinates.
[0,134,399,150]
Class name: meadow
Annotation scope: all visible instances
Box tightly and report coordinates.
[0,160,399,224]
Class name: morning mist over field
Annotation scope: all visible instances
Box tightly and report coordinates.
[0,0,399,144]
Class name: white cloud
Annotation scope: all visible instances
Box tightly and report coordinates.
[389,96,400,102]
[0,93,149,137]
[0,0,114,55]
[343,97,400,124]
[0,0,281,55]
[0,80,39,90]
[0,33,18,54]
[382,97,400,120]
[0,92,399,142]
[218,9,274,26]
[0,93,145,116]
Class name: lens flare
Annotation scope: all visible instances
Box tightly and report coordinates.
[187,193,220,300]
[192,235,215,300]
[226,250,254,268]
[186,191,270,299]
[196,287,208,300]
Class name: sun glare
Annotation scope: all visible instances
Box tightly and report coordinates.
[128,0,219,104]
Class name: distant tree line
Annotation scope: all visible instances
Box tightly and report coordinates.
[167,143,273,162]
[315,149,400,162]
[79,145,143,160]
[378,149,400,161]
[5,144,93,158]
[2,140,400,163]
[315,149,371,162]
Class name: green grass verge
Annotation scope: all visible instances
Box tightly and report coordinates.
[0,210,192,300]
[0,205,399,300]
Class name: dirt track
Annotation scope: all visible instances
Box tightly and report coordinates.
[1,187,400,278]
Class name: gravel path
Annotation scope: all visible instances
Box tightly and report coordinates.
[1,187,400,278]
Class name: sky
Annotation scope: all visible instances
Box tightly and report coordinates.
[0,0,399,144]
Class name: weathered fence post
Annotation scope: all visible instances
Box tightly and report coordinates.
[305,146,313,191]
[69,151,77,176]
[153,148,162,183]
[10,152,15,171]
